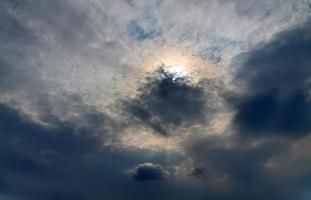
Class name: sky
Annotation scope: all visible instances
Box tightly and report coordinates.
[1,0,311,199]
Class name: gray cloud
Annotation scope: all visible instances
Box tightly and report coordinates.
[232,0,280,19]
[0,101,119,200]
[233,19,311,138]
[123,67,208,136]
[0,0,38,93]
[184,135,298,200]
[0,100,175,200]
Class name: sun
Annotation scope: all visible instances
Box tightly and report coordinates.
[141,48,196,81]
[163,64,187,80]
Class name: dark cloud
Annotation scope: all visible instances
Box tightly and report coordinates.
[233,19,311,138]
[170,19,311,199]
[0,103,105,199]
[192,20,311,198]
[185,136,294,200]
[132,163,165,181]
[234,90,311,138]
[0,101,150,200]
[0,100,189,200]
[235,19,311,95]
[124,67,207,135]
[189,168,206,177]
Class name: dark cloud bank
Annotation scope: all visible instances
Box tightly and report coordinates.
[0,101,184,200]
[0,102,122,200]
[233,19,311,138]
[204,18,311,199]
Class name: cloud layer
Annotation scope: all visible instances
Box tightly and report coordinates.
[0,0,311,199]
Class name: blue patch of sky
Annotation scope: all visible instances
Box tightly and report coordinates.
[195,38,248,64]
[126,0,135,7]
[128,12,162,41]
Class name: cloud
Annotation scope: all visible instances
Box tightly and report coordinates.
[0,101,135,200]
[232,0,280,19]
[0,0,38,93]
[234,91,311,138]
[0,99,186,200]
[184,135,294,200]
[188,168,206,177]
[0,0,97,102]
[11,0,90,46]
[124,67,208,136]
[233,19,311,138]
[1,0,308,108]
[130,163,166,181]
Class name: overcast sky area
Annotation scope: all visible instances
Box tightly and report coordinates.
[1,0,311,199]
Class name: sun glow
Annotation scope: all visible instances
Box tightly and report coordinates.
[144,49,193,76]
[107,47,233,152]
[112,47,231,101]
[140,47,227,84]
[164,64,187,80]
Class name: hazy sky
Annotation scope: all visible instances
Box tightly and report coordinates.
[1,0,311,199]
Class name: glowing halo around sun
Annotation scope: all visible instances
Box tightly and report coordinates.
[111,46,232,102]
[140,47,228,84]
[106,47,233,152]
